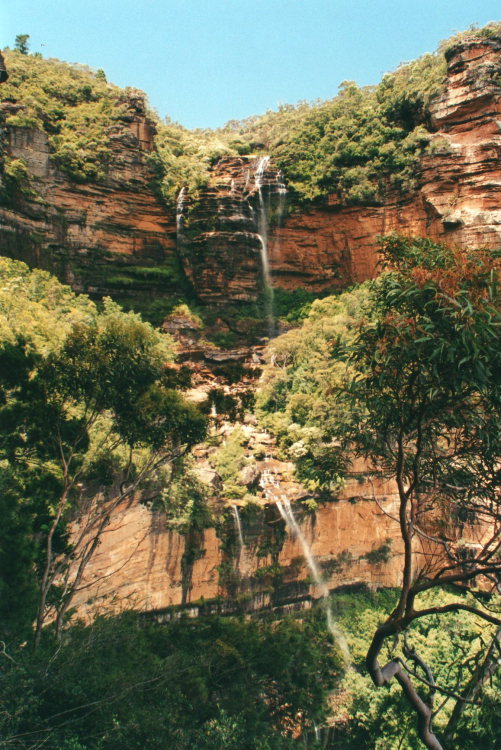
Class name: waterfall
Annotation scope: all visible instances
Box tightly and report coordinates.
[255,155,271,189]
[254,156,272,282]
[276,170,287,225]
[261,470,350,661]
[254,157,276,339]
[276,498,351,660]
[176,187,187,245]
[231,504,244,554]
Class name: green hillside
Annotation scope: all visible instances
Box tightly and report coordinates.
[2,23,501,208]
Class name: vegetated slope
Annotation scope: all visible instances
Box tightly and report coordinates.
[256,283,373,490]
[0,49,235,202]
[1,51,129,183]
[213,22,501,207]
[3,22,501,209]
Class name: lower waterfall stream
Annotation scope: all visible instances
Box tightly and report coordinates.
[261,470,351,662]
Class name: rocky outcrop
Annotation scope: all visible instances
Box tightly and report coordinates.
[0,94,181,302]
[70,458,403,621]
[67,339,405,621]
[178,155,286,302]
[268,34,501,290]
[179,34,501,298]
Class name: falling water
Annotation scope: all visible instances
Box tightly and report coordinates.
[261,470,350,661]
[276,170,287,223]
[255,155,271,190]
[254,156,276,339]
[254,156,272,280]
[231,504,245,554]
[176,186,187,243]
[276,498,351,660]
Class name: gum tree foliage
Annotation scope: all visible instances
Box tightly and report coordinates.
[332,237,501,749]
[14,34,30,55]
[0,612,340,750]
[256,286,372,492]
[0,259,206,647]
[322,588,500,749]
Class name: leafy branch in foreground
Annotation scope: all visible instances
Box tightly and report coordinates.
[332,236,501,749]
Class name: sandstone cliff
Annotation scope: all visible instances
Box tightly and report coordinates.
[180,34,501,299]
[267,35,501,291]
[0,93,181,306]
[177,155,286,303]
[2,35,501,306]
[70,453,404,620]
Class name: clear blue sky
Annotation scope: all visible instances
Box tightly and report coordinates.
[1,1,500,129]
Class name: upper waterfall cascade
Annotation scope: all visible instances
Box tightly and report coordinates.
[174,155,287,311]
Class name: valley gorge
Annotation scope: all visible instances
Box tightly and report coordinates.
[1,32,501,622]
[2,25,501,750]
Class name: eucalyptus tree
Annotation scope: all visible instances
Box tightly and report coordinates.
[0,259,206,647]
[335,236,501,749]
[14,34,30,55]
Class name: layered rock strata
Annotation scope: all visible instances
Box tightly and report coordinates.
[177,156,286,302]
[2,36,501,304]
[0,94,180,301]
[180,34,501,299]
[268,34,501,290]
[70,457,404,621]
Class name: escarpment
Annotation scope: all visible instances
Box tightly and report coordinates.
[1,32,501,621]
[268,34,501,290]
[2,35,501,306]
[0,93,180,306]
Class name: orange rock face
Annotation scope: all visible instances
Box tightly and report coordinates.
[268,36,501,291]
[0,95,177,298]
[71,470,404,621]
